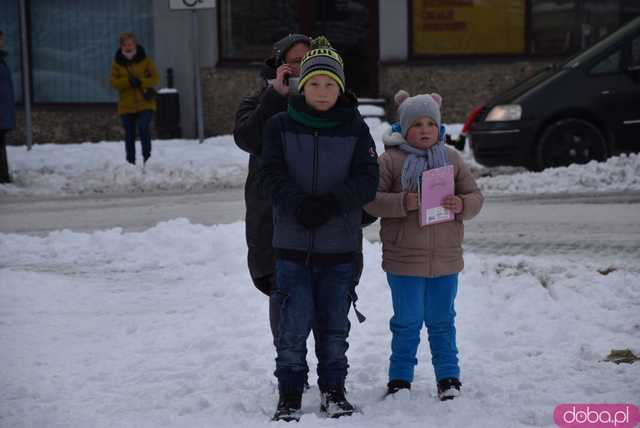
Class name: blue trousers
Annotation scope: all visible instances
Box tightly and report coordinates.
[387,272,459,382]
[274,259,353,394]
[121,110,153,164]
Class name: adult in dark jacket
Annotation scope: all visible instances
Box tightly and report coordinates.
[0,30,16,183]
[233,34,311,332]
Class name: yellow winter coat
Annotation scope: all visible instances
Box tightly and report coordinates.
[110,46,160,115]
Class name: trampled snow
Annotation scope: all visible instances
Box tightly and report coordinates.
[1,220,638,427]
[2,121,639,198]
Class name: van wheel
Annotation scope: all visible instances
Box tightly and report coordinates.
[535,118,608,170]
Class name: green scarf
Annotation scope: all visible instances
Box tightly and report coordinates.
[287,104,340,129]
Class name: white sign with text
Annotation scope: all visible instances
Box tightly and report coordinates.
[169,0,215,10]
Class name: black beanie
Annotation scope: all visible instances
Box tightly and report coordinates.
[273,33,311,65]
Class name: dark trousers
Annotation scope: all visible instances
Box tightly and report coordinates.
[0,130,10,183]
[121,110,153,164]
[254,253,363,388]
[273,259,353,394]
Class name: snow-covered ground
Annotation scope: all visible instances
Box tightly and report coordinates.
[1,220,638,428]
[2,120,639,198]
[1,113,639,427]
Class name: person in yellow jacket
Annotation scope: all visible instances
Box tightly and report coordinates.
[110,32,159,165]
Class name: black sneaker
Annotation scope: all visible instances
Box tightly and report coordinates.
[386,379,411,396]
[437,377,462,401]
[272,392,302,422]
[320,385,355,418]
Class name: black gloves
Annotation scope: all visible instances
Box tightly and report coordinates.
[129,75,142,88]
[296,194,339,230]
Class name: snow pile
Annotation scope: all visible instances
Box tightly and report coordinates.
[1,220,638,427]
[2,121,639,198]
[3,136,248,196]
[478,152,640,195]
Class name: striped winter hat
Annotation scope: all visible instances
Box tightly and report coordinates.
[297,36,345,93]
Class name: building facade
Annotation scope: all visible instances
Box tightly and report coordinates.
[2,0,638,144]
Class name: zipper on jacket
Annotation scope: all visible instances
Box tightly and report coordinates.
[306,129,320,266]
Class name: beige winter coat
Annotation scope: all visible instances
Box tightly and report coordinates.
[364,130,483,278]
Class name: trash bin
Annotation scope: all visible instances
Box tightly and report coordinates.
[155,89,181,139]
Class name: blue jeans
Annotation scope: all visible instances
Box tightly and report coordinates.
[387,272,459,382]
[274,259,353,393]
[121,110,153,164]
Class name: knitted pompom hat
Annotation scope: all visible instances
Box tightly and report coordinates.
[298,36,345,93]
[396,90,443,138]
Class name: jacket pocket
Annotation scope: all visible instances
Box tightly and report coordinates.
[434,220,463,249]
[379,218,400,246]
[396,217,426,250]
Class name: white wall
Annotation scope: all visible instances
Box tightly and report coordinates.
[379,0,408,62]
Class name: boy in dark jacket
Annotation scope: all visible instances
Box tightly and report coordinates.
[259,37,379,422]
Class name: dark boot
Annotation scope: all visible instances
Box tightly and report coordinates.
[437,377,461,401]
[272,390,302,422]
[320,385,354,418]
[386,379,411,396]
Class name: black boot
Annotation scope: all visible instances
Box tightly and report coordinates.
[437,377,461,401]
[272,391,302,422]
[386,379,411,396]
[320,385,355,418]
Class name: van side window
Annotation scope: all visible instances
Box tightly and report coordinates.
[590,50,622,75]
[631,35,640,68]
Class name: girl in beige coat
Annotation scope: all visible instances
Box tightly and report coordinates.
[365,90,483,401]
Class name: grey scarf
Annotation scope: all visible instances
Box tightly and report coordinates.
[399,139,450,192]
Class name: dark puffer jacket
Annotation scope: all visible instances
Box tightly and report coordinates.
[233,57,287,288]
[259,95,379,264]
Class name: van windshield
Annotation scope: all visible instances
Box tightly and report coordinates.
[562,16,640,69]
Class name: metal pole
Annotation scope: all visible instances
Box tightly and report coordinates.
[192,10,205,143]
[19,0,32,150]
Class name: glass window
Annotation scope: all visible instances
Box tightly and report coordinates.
[620,0,640,28]
[219,0,299,60]
[411,0,525,56]
[0,0,22,102]
[530,0,624,56]
[578,1,621,50]
[30,0,153,103]
[631,35,640,68]
[590,49,622,74]
[530,1,579,55]
[311,0,372,95]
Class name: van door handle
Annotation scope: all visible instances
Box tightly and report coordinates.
[600,90,611,95]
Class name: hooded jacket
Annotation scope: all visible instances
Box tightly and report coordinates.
[259,95,379,265]
[364,127,484,278]
[110,45,159,115]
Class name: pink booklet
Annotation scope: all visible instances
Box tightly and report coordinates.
[418,165,455,226]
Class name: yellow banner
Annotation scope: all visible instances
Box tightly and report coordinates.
[412,0,525,55]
